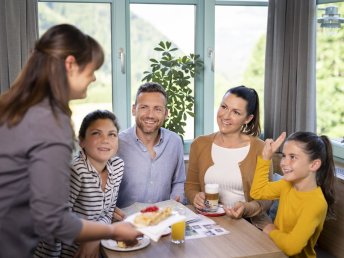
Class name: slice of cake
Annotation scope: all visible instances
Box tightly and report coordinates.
[134,206,172,226]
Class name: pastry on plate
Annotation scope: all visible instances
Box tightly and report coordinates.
[134,206,172,226]
[116,239,139,248]
[117,241,127,248]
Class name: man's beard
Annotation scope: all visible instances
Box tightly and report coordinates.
[136,118,162,134]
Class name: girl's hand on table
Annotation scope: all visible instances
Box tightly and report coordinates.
[112,207,126,222]
[193,192,206,210]
[263,223,277,234]
[224,201,245,219]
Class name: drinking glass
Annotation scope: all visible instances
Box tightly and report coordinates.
[171,206,186,244]
[205,183,219,212]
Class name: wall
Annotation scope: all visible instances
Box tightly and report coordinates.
[317,160,344,258]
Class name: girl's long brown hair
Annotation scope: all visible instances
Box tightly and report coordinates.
[0,24,104,127]
[287,132,336,219]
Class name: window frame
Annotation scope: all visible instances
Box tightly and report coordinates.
[37,0,344,162]
[316,0,344,162]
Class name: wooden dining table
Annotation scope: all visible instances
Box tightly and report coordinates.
[101,204,287,258]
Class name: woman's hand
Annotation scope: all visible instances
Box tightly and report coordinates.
[193,192,206,210]
[263,223,277,234]
[111,221,142,242]
[112,207,126,222]
[74,240,100,258]
[262,132,286,160]
[224,201,245,219]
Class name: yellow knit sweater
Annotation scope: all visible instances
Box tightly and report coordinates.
[250,156,327,258]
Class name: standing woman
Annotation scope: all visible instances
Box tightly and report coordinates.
[0,24,140,258]
[185,85,272,229]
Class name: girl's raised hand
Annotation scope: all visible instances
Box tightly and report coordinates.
[262,132,286,160]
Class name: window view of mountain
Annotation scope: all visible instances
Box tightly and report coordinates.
[38,2,343,138]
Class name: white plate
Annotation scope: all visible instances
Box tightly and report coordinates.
[101,236,150,252]
[162,227,171,236]
[196,206,226,217]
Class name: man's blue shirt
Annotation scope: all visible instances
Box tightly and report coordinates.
[116,126,186,208]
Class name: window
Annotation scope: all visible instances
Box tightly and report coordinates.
[38,2,112,133]
[214,5,268,131]
[316,1,344,158]
[316,2,344,139]
[130,3,195,140]
[39,1,322,157]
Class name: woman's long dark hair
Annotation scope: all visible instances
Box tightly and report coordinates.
[0,24,104,127]
[287,132,336,219]
[225,85,261,136]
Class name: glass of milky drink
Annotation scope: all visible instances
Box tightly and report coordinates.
[204,183,219,212]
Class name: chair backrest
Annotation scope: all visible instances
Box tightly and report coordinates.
[272,152,283,175]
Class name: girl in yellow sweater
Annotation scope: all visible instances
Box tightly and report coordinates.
[250,132,336,258]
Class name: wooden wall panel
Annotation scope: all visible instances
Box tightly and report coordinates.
[318,161,344,258]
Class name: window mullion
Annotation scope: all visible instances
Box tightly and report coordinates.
[112,0,131,129]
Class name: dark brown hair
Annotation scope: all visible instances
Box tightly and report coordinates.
[0,24,104,126]
[135,82,168,105]
[79,110,120,141]
[287,131,336,219]
[225,85,261,136]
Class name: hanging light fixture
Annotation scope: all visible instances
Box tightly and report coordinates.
[317,6,344,29]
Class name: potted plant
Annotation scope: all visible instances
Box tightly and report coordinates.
[141,41,203,141]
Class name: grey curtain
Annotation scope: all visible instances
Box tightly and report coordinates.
[264,0,317,139]
[0,0,38,93]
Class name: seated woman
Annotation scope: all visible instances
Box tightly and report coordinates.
[185,85,272,229]
[34,110,125,257]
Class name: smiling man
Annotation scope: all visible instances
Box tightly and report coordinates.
[116,82,186,209]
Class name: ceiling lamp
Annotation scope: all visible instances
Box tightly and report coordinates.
[317,6,344,29]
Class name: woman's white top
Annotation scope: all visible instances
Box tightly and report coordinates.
[204,143,249,207]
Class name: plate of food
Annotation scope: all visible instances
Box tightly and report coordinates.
[101,236,150,252]
[196,205,226,217]
[131,206,173,227]
[125,205,186,242]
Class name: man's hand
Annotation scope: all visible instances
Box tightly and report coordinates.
[174,195,181,202]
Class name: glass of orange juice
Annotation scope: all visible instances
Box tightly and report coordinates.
[171,207,186,244]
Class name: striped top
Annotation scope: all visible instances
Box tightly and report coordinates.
[69,150,124,223]
[33,150,123,258]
